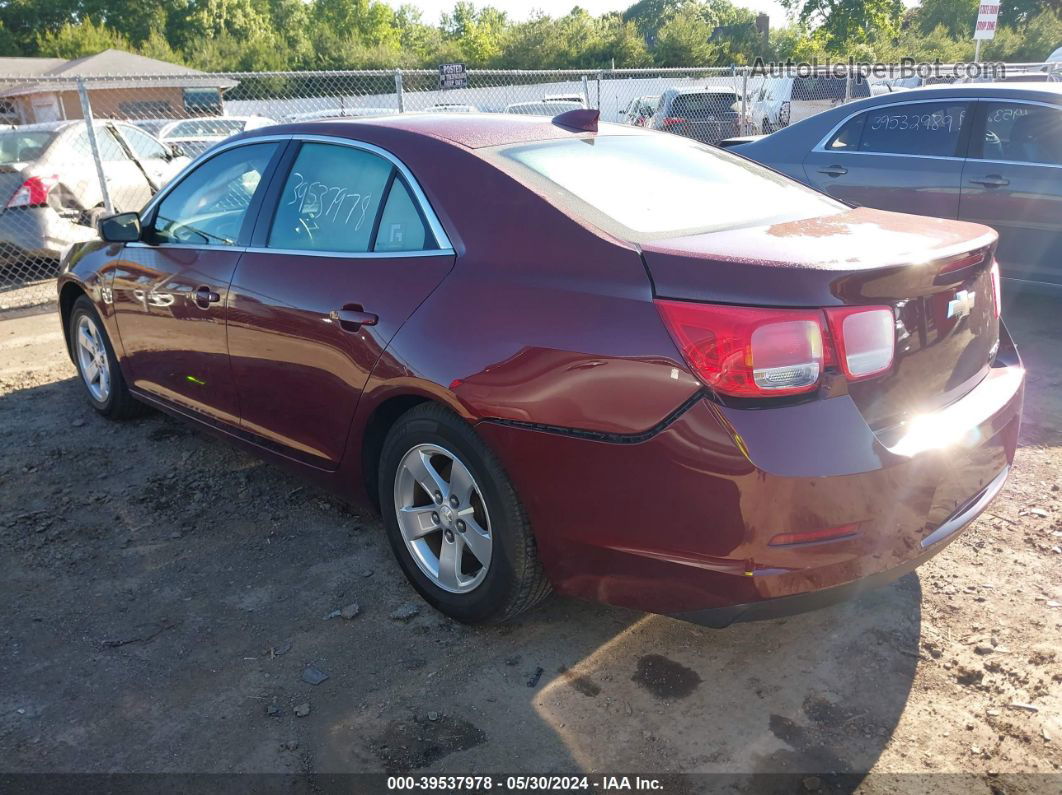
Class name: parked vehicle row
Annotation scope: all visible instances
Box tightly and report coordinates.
[726,83,1062,289]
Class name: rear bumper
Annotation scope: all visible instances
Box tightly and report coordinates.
[0,207,96,265]
[675,465,1009,627]
[476,327,1024,620]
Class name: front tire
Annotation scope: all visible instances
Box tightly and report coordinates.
[378,402,551,624]
[68,295,142,419]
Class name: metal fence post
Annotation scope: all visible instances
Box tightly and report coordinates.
[76,77,112,215]
[596,70,603,111]
[394,69,404,113]
[740,66,749,134]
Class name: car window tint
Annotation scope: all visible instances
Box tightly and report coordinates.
[501,134,843,237]
[978,102,1062,165]
[270,143,393,253]
[116,125,168,160]
[857,102,967,157]
[373,179,429,252]
[152,142,277,246]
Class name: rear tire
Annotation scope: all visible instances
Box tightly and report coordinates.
[68,295,142,420]
[762,119,773,135]
[378,402,551,624]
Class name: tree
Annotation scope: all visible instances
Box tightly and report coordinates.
[779,0,904,50]
[36,18,132,59]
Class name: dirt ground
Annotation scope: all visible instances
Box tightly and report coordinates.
[0,289,1059,788]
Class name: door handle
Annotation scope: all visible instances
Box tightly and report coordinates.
[969,175,1009,188]
[330,306,378,332]
[817,165,848,177]
[194,285,221,308]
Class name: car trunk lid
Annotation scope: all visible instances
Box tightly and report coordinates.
[642,206,1000,429]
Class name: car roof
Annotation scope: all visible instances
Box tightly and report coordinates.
[301,112,647,149]
[666,86,739,96]
[879,82,1062,101]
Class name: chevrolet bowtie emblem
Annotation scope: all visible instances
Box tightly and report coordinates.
[947,289,976,319]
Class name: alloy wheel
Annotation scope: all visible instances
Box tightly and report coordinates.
[393,443,493,593]
[75,314,111,403]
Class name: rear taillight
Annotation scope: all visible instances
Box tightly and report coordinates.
[989,261,1001,318]
[6,175,58,208]
[656,300,896,399]
[662,116,687,128]
[824,306,895,380]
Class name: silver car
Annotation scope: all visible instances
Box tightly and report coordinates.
[0,120,188,269]
[728,83,1062,289]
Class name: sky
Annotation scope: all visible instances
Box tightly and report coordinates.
[384,0,792,27]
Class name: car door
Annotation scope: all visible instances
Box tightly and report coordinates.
[110,140,283,424]
[958,99,1062,286]
[113,123,189,190]
[227,138,456,467]
[68,124,153,213]
[802,98,972,218]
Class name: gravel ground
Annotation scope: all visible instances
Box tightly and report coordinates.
[0,290,1059,786]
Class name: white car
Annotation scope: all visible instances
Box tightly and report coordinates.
[0,120,188,267]
[503,100,584,116]
[283,107,397,123]
[748,75,871,134]
[156,116,277,158]
[423,103,478,113]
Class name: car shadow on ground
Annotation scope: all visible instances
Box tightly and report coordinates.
[0,373,922,777]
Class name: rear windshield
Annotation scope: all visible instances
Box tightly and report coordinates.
[0,130,55,164]
[167,119,245,137]
[495,134,843,238]
[673,94,739,115]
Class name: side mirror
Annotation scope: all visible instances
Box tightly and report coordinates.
[99,212,141,243]
[169,143,186,159]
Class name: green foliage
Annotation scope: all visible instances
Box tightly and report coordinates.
[36,17,133,59]
[0,0,1058,73]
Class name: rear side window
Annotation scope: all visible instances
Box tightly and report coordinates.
[828,102,968,157]
[373,179,428,252]
[977,102,1062,165]
[70,126,129,162]
[151,142,277,246]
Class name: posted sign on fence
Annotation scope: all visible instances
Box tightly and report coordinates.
[439,63,468,90]
[974,3,999,40]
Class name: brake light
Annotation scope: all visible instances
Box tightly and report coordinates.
[655,301,826,397]
[823,306,895,380]
[662,116,687,128]
[989,261,1001,318]
[656,300,897,398]
[6,175,58,208]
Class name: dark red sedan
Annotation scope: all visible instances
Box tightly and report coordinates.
[57,110,1023,626]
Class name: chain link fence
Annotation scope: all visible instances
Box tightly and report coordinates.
[0,63,1056,310]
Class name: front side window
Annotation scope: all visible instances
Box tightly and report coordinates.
[269,143,394,253]
[831,102,968,157]
[151,142,277,246]
[977,102,1062,165]
[116,125,169,160]
[497,133,844,238]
